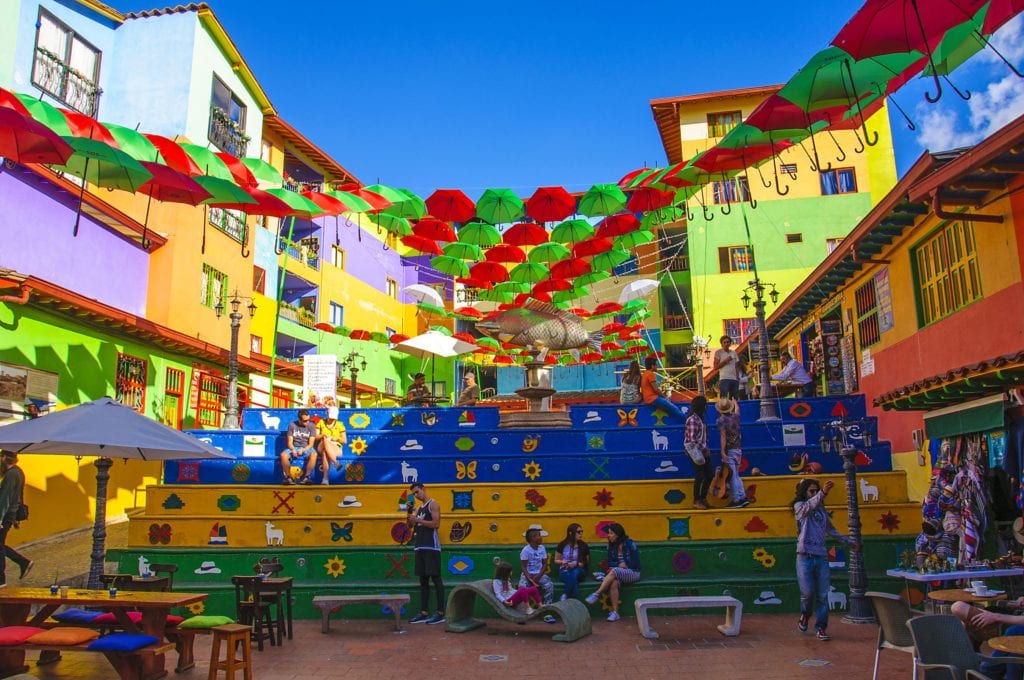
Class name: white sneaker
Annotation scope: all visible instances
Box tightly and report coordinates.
[607,611,620,622]
[559,594,567,602]
[585,593,599,605]
[525,607,535,616]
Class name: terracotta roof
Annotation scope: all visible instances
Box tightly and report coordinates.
[264,116,360,186]
[874,350,1024,411]
[122,3,207,19]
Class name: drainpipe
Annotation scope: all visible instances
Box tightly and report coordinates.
[931,191,1003,224]
[0,284,29,304]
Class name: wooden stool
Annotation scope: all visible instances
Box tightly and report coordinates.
[208,623,252,680]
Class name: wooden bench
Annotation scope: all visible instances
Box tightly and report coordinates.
[312,594,411,633]
[445,580,591,643]
[11,640,174,680]
[633,596,743,639]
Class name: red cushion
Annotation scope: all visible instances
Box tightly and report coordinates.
[0,626,47,645]
[165,615,184,626]
[93,611,143,624]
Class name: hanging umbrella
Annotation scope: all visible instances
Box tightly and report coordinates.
[364,183,408,206]
[59,109,117,146]
[457,221,502,247]
[476,188,525,224]
[984,0,1024,32]
[382,188,428,219]
[325,189,377,213]
[241,157,283,187]
[15,95,71,135]
[641,207,684,229]
[591,249,631,272]
[369,212,413,236]
[527,241,571,263]
[143,133,203,175]
[137,161,212,246]
[0,397,230,588]
[0,88,30,115]
[393,330,479,387]
[403,284,444,307]
[452,307,484,320]
[335,183,392,211]
[552,285,590,304]
[615,230,655,251]
[430,255,471,278]
[196,176,262,208]
[618,279,660,304]
[626,187,674,213]
[456,276,493,290]
[301,189,352,216]
[832,0,987,60]
[549,257,591,280]
[468,261,509,283]
[575,271,610,287]
[214,151,257,187]
[595,213,642,239]
[485,244,527,263]
[413,216,457,242]
[525,186,576,222]
[550,218,595,244]
[178,142,235,181]
[417,301,448,317]
[618,167,658,188]
[349,329,372,341]
[400,234,444,256]
[425,188,476,222]
[572,237,614,258]
[443,241,484,261]
[591,301,624,318]
[0,107,73,164]
[491,281,531,296]
[533,278,574,295]
[578,183,627,217]
[503,222,549,246]
[103,123,158,162]
[263,188,324,217]
[509,261,550,284]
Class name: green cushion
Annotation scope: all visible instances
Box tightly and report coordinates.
[177,615,234,629]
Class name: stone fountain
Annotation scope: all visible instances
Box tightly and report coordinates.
[498,351,572,428]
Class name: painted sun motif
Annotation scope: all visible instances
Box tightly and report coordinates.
[324,555,347,578]
[348,413,371,429]
[522,461,542,480]
[350,437,368,456]
[593,488,614,509]
[187,602,206,615]
[878,511,901,533]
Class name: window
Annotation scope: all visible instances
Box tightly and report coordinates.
[32,8,101,115]
[250,335,263,354]
[115,353,147,413]
[712,177,750,204]
[780,163,798,175]
[209,76,249,156]
[252,266,265,295]
[718,246,754,273]
[820,168,857,195]
[208,207,247,243]
[330,245,345,269]
[271,386,293,408]
[384,378,397,395]
[707,110,742,138]
[385,277,398,299]
[854,280,880,347]
[785,233,803,244]
[914,220,982,326]
[162,367,184,429]
[826,238,844,254]
[613,255,639,277]
[200,264,228,309]
[723,318,757,344]
[329,302,344,326]
[386,326,397,348]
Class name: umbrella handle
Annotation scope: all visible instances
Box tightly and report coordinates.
[72,156,89,237]
[976,30,1024,78]
[943,75,971,101]
[768,133,790,197]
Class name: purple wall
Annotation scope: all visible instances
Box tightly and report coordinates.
[0,165,149,315]
[320,215,409,295]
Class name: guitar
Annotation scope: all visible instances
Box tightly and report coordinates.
[710,464,732,499]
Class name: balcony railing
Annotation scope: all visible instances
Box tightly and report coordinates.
[279,305,317,329]
[208,207,248,243]
[663,314,693,331]
[455,288,478,303]
[32,47,101,116]
[208,106,250,157]
[665,256,690,272]
[284,242,320,270]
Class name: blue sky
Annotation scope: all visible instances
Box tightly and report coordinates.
[113,1,1024,196]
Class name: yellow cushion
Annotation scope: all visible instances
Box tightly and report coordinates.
[26,627,100,645]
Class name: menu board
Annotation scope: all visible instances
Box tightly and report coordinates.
[821,319,844,395]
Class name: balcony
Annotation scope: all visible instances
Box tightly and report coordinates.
[208,106,250,157]
[32,47,101,116]
[664,255,690,272]
[284,240,320,270]
[208,207,247,243]
[663,314,693,331]
[279,303,317,329]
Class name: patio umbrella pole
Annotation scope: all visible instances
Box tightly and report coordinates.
[87,457,113,590]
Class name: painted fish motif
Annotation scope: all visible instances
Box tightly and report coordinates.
[475,301,601,351]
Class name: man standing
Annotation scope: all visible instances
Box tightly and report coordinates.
[716,398,749,508]
[772,350,815,397]
[278,409,318,485]
[407,483,445,624]
[456,373,479,406]
[640,356,685,420]
[0,450,31,586]
[793,478,857,641]
[713,335,740,399]
[406,373,432,406]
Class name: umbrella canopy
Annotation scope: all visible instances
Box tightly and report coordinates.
[579,183,627,217]
[457,221,502,247]
[0,107,74,164]
[400,234,444,256]
[832,0,987,60]
[430,255,471,277]
[143,134,203,175]
[476,188,525,224]
[485,244,527,263]
[382,188,427,219]
[550,218,595,244]
[527,241,571,263]
[442,241,484,261]
[502,222,549,246]
[618,279,660,304]
[393,330,479,384]
[468,261,510,283]
[412,217,457,242]
[525,186,576,222]
[402,284,444,307]
[509,261,550,284]
[425,189,476,223]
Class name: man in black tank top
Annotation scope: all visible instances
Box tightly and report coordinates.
[407,483,445,624]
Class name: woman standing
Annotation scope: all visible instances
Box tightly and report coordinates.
[585,523,640,621]
[619,360,642,404]
[685,396,713,510]
[716,398,749,508]
[554,523,590,601]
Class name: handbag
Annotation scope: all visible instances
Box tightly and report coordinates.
[620,382,640,404]
[14,504,27,522]
[684,441,706,465]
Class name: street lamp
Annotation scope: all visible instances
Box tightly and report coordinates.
[214,290,256,430]
[740,278,781,421]
[819,403,876,624]
[340,351,368,407]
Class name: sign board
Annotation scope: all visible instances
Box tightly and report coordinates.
[860,348,875,377]
[0,361,58,424]
[748,341,780,361]
[874,268,894,333]
[302,354,338,407]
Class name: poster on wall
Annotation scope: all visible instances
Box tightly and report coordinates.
[302,354,338,407]
[0,362,58,424]
[874,268,894,333]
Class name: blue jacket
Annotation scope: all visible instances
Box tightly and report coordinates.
[607,538,641,571]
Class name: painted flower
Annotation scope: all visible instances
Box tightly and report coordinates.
[878,511,901,533]
[522,461,542,480]
[187,602,206,615]
[752,548,768,561]
[760,555,777,569]
[593,488,614,509]
[345,463,365,482]
[231,463,251,482]
[324,555,347,578]
[587,435,605,450]
[348,413,371,429]
[350,437,368,456]
[525,489,541,502]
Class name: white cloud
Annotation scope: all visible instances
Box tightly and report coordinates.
[966,73,1024,137]
[981,15,1024,66]
[914,106,982,151]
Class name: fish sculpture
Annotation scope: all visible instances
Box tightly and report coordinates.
[475,301,602,351]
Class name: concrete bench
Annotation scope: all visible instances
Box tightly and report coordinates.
[312,594,411,633]
[445,579,591,643]
[634,596,743,639]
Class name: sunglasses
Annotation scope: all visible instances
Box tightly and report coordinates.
[575,530,584,534]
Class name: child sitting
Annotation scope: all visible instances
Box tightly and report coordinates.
[492,561,540,614]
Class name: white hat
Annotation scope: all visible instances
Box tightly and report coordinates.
[327,406,339,419]
[583,411,601,423]
[754,591,781,605]
[339,495,362,508]
[194,561,221,575]
[654,460,678,473]
[522,523,549,537]
[400,439,423,451]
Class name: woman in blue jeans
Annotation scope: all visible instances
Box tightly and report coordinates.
[554,523,590,601]
[953,599,1024,679]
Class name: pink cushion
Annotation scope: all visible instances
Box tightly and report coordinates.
[165,615,184,626]
[26,627,100,645]
[0,626,47,645]
[93,611,143,624]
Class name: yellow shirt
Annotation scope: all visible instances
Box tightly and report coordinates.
[317,419,346,443]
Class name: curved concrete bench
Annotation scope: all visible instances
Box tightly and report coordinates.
[445,579,592,642]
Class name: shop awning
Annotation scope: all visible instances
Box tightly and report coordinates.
[924,394,1006,439]
[874,350,1024,412]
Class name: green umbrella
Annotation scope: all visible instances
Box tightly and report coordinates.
[640,206,685,229]
[717,123,810,150]
[178,142,234,181]
[925,5,988,76]
[626,310,651,325]
[552,285,590,303]
[417,301,447,317]
[509,262,550,284]
[781,46,924,113]
[333,325,352,337]
[621,299,650,314]
[474,336,501,350]
[196,175,259,205]
[364,183,408,205]
[578,184,627,217]
[430,255,470,277]
[527,242,570,263]
[241,157,283,186]
[369,331,391,343]
[615,230,655,251]
[383,188,427,219]
[443,241,484,260]
[103,122,159,162]
[491,281,531,296]
[476,188,524,224]
[591,249,631,272]
[369,212,413,236]
[476,288,514,303]
[550,218,594,243]
[264,187,324,217]
[575,271,610,287]
[623,168,661,189]
[16,95,71,135]
[457,221,502,247]
[325,189,376,213]
[429,325,453,336]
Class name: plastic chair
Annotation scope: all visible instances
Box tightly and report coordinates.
[906,614,1024,680]
[231,576,276,651]
[867,591,919,680]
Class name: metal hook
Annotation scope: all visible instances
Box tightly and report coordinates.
[943,75,971,100]
[755,163,772,189]
[852,128,866,155]
[685,200,695,222]
[721,197,732,215]
[798,140,819,172]
[826,127,847,162]
[878,86,916,130]
[841,58,879,145]
[768,132,790,196]
[696,194,714,222]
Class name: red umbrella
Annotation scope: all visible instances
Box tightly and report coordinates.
[485,244,527,263]
[59,109,116,146]
[744,94,849,133]
[469,261,510,283]
[390,333,410,344]
[0,88,30,115]
[144,134,203,175]
[400,234,444,256]
[832,0,987,59]
[315,323,335,333]
[602,322,627,334]
[207,186,291,216]
[493,354,515,365]
[453,331,477,343]
[642,162,693,189]
[626,187,674,212]
[525,186,576,222]
[533,279,573,295]
[572,237,614,258]
[215,151,257,187]
[502,222,548,246]
[453,308,482,320]
[984,0,1024,32]
[349,329,372,341]
[594,213,641,238]
[549,257,591,280]
[0,107,74,165]
[412,216,457,242]
[137,162,211,204]
[425,188,475,222]
[618,167,655,188]
[693,144,784,173]
[336,183,391,211]
[301,190,351,216]
[567,307,590,318]
[580,351,603,364]
[455,276,493,290]
[601,340,622,351]
[593,301,623,316]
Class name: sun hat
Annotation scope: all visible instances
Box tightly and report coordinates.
[717,398,737,415]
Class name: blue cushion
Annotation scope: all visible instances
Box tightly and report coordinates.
[86,633,159,652]
[52,608,102,624]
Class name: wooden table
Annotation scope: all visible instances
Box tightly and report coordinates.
[987,635,1024,655]
[0,587,206,680]
[927,588,1008,604]
[256,577,293,641]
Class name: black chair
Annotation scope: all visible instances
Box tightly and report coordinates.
[99,574,134,590]
[231,576,276,651]
[149,563,178,590]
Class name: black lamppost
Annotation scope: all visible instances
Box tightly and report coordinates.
[340,351,367,407]
[214,290,256,430]
[740,278,780,421]
[819,405,876,624]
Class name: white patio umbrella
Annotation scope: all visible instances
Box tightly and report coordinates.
[618,278,660,305]
[402,284,444,308]
[0,397,231,587]
[392,330,479,390]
